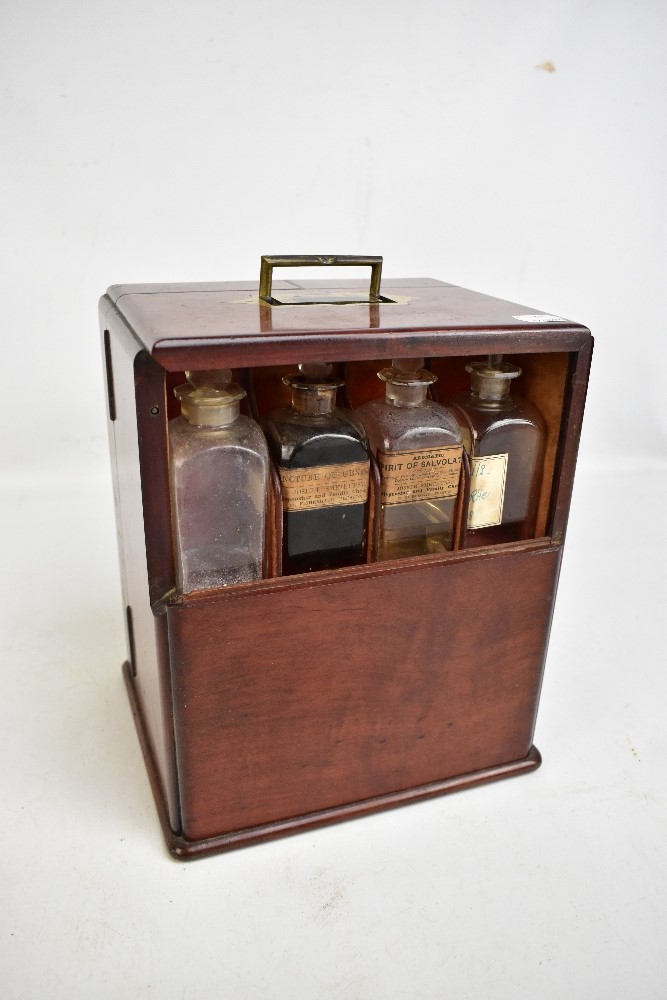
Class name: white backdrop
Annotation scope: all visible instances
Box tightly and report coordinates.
[2,2,666,998]
[3,0,666,475]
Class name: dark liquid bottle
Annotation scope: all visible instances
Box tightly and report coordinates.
[448,357,546,548]
[263,364,370,575]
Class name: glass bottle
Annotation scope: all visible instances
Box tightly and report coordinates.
[263,363,370,575]
[448,356,546,547]
[356,359,463,560]
[169,369,269,593]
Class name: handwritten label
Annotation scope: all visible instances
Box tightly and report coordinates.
[377,445,462,505]
[280,461,370,512]
[468,454,508,529]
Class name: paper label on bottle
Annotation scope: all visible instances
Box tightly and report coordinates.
[468,454,508,529]
[279,461,370,511]
[377,445,462,505]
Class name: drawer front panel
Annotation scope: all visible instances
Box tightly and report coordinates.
[167,545,560,841]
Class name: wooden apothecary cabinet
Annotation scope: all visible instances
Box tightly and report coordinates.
[100,258,592,859]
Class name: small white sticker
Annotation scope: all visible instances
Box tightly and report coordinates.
[512,313,565,323]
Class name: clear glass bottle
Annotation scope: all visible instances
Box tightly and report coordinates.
[356,359,463,560]
[169,369,269,593]
[448,357,546,547]
[263,363,370,575]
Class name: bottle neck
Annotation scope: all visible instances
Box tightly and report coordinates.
[385,382,430,407]
[175,374,246,427]
[379,360,436,407]
[470,372,512,403]
[181,397,241,427]
[283,366,343,416]
[290,385,338,416]
[466,361,521,406]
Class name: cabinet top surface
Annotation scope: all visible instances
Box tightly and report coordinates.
[100,278,591,368]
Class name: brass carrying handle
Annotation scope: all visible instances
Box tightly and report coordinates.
[259,254,383,303]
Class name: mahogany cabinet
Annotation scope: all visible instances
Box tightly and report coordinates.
[100,259,592,858]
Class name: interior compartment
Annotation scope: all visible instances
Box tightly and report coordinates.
[144,352,570,606]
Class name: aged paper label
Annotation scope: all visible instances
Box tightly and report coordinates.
[468,454,508,529]
[377,445,462,505]
[280,461,370,512]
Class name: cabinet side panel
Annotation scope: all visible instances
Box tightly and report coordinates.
[516,352,569,538]
[549,339,593,540]
[134,352,176,603]
[168,546,560,841]
[102,304,180,832]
